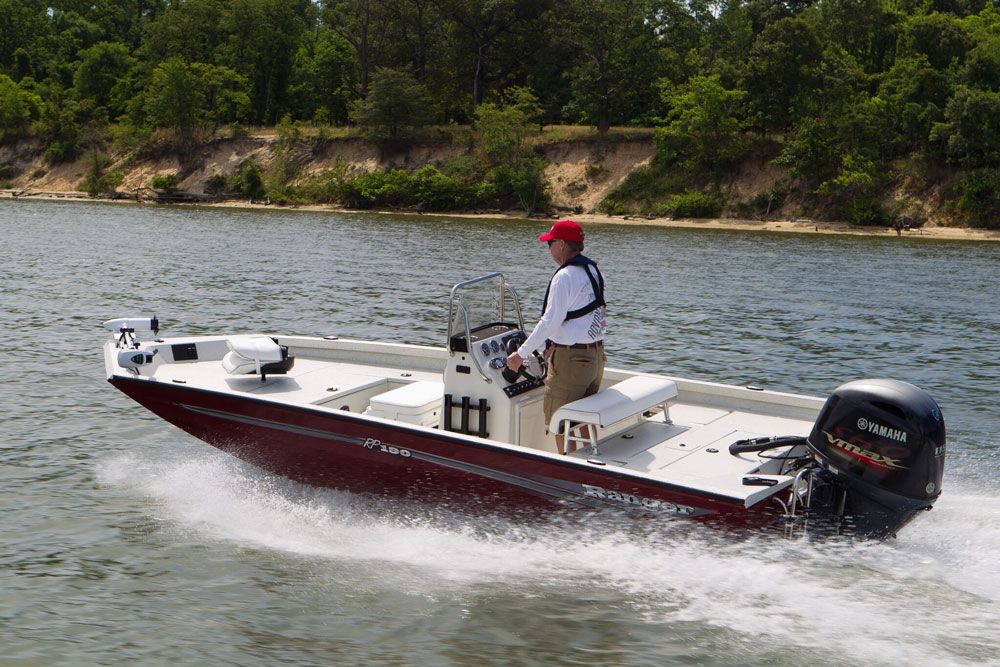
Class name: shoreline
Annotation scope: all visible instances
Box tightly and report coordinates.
[4,189,999,242]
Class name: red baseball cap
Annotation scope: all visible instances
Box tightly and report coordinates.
[538,219,584,243]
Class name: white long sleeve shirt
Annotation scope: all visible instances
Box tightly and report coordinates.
[518,264,607,356]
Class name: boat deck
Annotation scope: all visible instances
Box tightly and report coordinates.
[110,334,822,506]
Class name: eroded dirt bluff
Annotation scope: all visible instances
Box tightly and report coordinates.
[1,134,655,212]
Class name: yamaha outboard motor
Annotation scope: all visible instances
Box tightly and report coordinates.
[807,379,945,538]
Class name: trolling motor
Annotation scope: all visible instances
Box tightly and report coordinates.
[104,316,161,372]
[105,316,160,349]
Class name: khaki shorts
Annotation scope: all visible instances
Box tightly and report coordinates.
[543,344,606,431]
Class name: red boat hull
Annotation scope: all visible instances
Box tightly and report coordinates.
[110,376,782,530]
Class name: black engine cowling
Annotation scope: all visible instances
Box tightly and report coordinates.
[807,379,945,537]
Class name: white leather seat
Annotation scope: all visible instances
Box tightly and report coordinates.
[222,336,285,375]
[549,376,678,452]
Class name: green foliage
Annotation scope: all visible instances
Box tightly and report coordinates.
[597,164,688,215]
[5,0,1000,225]
[205,173,229,194]
[899,12,972,71]
[480,157,551,215]
[473,89,549,213]
[144,57,205,139]
[316,165,477,211]
[954,169,1000,228]
[776,95,892,187]
[228,160,266,199]
[78,151,122,196]
[839,195,891,226]
[0,74,40,142]
[878,55,951,151]
[931,86,1000,168]
[654,74,750,176]
[656,190,723,219]
[349,68,433,138]
[151,173,180,192]
[554,0,663,133]
[475,99,532,167]
[410,165,480,210]
[743,17,823,134]
[295,156,353,203]
[38,101,81,163]
[72,42,135,120]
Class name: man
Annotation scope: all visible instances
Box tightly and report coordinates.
[506,219,607,455]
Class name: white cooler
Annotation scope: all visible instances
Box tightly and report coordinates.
[365,381,444,428]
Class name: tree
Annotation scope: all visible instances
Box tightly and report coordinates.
[556,0,662,133]
[217,0,309,123]
[287,27,356,124]
[72,41,135,119]
[0,74,40,142]
[192,63,250,133]
[814,0,902,74]
[389,0,443,82]
[962,34,1000,91]
[141,0,230,64]
[433,0,550,115]
[743,16,823,135]
[931,86,1000,168]
[878,54,951,151]
[0,0,49,77]
[144,57,205,140]
[475,97,532,167]
[898,12,972,71]
[323,0,390,99]
[473,89,548,214]
[349,66,433,137]
[654,74,749,175]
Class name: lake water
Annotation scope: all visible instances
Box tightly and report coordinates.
[3,199,999,665]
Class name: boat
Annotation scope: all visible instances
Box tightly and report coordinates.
[103,273,945,538]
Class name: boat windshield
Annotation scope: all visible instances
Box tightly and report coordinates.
[447,273,525,347]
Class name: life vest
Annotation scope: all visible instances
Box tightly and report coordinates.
[540,254,606,323]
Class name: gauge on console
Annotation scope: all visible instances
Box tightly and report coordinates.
[491,340,500,354]
[481,342,490,356]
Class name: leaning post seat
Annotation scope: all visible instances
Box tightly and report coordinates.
[222,335,295,381]
[548,376,679,454]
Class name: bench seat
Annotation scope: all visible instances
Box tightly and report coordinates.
[548,375,678,434]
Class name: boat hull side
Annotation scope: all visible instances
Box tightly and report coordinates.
[109,376,778,529]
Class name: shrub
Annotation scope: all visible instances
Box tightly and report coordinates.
[597,164,688,214]
[78,151,123,195]
[205,173,228,194]
[658,190,722,218]
[597,197,629,215]
[410,165,478,210]
[228,160,265,199]
[481,157,550,214]
[296,158,352,204]
[955,169,1000,228]
[151,173,180,192]
[839,196,891,226]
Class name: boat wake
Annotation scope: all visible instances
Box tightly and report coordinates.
[98,447,1000,666]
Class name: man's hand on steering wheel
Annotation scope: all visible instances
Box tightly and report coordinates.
[504,339,548,383]
[506,351,523,373]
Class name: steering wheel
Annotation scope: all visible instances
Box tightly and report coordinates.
[502,336,548,384]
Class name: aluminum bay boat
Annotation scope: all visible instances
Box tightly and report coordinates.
[103,273,945,538]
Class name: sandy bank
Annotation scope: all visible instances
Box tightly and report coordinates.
[3,189,999,243]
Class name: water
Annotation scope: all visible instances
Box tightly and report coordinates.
[2,199,999,665]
